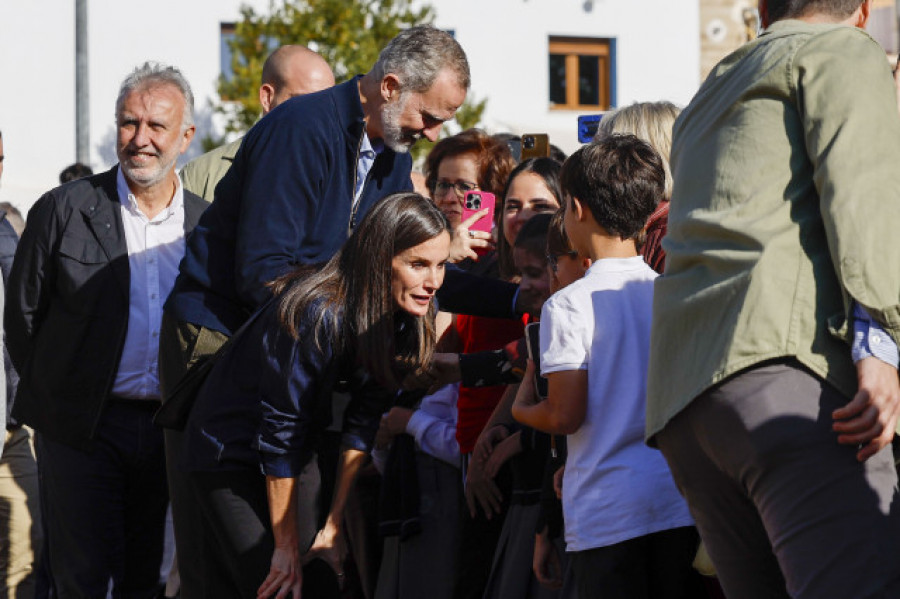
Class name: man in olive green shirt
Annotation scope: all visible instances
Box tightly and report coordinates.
[648,1,900,597]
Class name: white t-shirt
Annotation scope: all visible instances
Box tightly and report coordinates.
[540,256,693,552]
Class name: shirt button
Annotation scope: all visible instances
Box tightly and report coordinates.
[152,331,159,338]
[151,294,157,300]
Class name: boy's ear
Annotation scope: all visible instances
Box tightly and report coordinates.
[571,196,587,222]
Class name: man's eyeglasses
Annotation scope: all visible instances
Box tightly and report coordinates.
[433,180,479,198]
[546,251,578,273]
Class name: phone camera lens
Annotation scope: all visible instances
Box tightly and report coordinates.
[523,137,535,149]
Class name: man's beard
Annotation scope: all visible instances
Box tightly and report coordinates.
[119,149,178,189]
[381,94,419,153]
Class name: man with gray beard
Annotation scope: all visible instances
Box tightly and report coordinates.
[5,62,207,597]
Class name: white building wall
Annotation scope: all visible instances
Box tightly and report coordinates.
[431,0,700,153]
[0,0,699,213]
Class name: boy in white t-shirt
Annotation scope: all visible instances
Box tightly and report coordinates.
[512,135,697,598]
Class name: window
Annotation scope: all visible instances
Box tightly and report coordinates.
[548,37,615,111]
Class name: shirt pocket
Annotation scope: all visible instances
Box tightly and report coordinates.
[55,234,112,315]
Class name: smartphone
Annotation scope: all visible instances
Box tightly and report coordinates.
[521,133,550,160]
[462,190,496,234]
[525,322,548,400]
[577,114,604,143]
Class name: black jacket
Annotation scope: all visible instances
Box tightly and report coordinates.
[5,167,208,448]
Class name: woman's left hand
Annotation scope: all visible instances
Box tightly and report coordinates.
[302,518,348,588]
[257,544,302,599]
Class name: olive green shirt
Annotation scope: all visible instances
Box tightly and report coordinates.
[179,137,242,202]
[646,20,900,440]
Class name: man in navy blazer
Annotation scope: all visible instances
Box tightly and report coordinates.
[5,62,208,598]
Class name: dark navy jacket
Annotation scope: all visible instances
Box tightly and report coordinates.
[183,298,392,477]
[166,77,413,336]
[5,168,208,448]
[165,76,519,337]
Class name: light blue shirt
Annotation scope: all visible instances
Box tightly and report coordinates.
[852,303,899,368]
[354,133,382,209]
[112,168,185,399]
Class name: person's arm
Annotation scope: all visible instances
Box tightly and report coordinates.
[257,476,302,599]
[533,525,563,590]
[437,265,519,319]
[302,446,366,580]
[403,384,461,466]
[512,360,587,435]
[796,29,900,460]
[5,193,58,372]
[233,109,333,309]
[471,383,520,466]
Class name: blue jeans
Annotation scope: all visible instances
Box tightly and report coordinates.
[36,399,168,599]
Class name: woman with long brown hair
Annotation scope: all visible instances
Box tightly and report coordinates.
[180,193,451,598]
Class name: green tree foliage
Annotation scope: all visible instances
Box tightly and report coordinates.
[212,0,486,163]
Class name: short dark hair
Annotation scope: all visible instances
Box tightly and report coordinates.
[59,162,94,184]
[546,209,573,257]
[513,212,552,261]
[560,135,663,241]
[767,0,863,22]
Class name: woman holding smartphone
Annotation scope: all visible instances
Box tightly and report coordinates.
[179,193,451,598]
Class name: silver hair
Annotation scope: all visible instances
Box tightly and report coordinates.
[115,62,194,130]
[371,26,470,93]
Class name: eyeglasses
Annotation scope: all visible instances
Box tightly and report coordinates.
[546,251,578,273]
[433,180,479,198]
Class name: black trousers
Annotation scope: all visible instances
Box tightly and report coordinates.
[36,400,168,599]
[570,526,699,599]
[189,469,273,598]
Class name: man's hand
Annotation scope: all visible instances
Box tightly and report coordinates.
[374,407,413,449]
[833,356,900,462]
[533,527,563,590]
[448,208,494,263]
[465,452,504,519]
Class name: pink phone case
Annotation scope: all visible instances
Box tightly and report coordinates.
[461,191,496,235]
